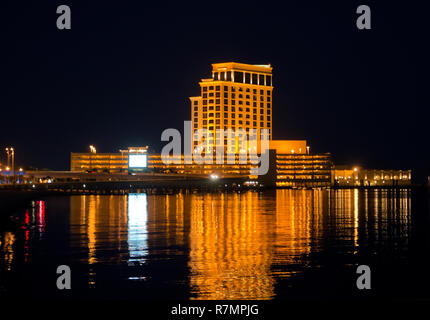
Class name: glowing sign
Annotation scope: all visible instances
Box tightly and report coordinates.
[128,154,147,168]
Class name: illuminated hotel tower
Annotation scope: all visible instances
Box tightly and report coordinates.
[190,62,273,154]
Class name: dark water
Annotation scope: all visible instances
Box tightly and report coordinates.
[1,189,429,300]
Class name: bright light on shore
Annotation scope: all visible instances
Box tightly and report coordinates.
[210,174,218,180]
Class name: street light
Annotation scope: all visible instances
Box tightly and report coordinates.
[5,148,10,169]
[5,147,15,184]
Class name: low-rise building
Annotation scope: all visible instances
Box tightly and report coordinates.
[70,140,333,188]
[333,166,411,186]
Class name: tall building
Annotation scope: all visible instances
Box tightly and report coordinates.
[69,62,337,186]
[190,62,273,154]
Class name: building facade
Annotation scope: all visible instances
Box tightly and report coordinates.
[73,63,405,188]
[71,147,149,173]
[70,151,253,176]
[263,140,333,187]
[333,166,412,186]
[190,62,273,154]
[70,62,336,187]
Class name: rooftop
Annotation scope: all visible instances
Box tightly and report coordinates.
[212,62,272,74]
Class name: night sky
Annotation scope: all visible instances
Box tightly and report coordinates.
[1,1,428,182]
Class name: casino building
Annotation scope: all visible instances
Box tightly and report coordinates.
[70,62,334,187]
[189,62,273,153]
[187,62,333,187]
[70,143,333,187]
[70,62,410,187]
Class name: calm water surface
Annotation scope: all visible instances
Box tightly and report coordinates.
[1,189,429,300]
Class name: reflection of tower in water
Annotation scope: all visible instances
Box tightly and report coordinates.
[273,189,325,272]
[188,192,276,300]
[65,189,411,297]
[187,190,332,299]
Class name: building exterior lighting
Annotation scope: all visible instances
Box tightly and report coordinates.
[89,145,96,153]
[189,62,273,153]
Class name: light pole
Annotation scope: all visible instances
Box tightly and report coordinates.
[5,147,16,184]
[5,148,10,170]
[5,166,10,184]
[5,148,13,184]
[11,147,14,183]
